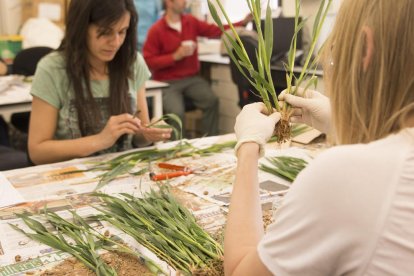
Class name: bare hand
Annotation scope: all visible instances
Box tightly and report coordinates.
[0,61,7,75]
[141,119,173,142]
[98,113,142,149]
[141,127,172,142]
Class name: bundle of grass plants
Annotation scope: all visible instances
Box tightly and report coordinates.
[259,156,308,182]
[93,186,224,275]
[208,0,332,142]
[10,209,164,275]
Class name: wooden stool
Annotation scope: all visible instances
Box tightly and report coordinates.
[184,109,203,138]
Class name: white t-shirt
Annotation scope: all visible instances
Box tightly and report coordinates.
[167,19,182,33]
[258,128,414,275]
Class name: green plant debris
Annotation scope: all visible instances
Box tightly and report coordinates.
[10,209,165,275]
[87,140,237,190]
[63,124,312,189]
[259,156,308,182]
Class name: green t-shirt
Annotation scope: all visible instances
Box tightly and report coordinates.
[30,51,150,154]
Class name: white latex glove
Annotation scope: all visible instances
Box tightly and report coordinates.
[234,102,281,157]
[279,87,331,134]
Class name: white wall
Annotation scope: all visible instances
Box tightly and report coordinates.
[282,0,342,49]
[199,0,280,23]
[0,0,23,35]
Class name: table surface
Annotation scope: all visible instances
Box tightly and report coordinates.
[0,133,327,274]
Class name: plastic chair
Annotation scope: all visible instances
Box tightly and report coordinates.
[0,117,29,170]
[12,46,53,76]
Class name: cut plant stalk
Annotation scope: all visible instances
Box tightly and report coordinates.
[208,0,332,142]
[291,123,313,136]
[93,186,224,275]
[259,156,308,182]
[10,209,165,275]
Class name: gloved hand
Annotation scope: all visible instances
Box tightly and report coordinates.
[234,102,281,157]
[279,87,331,134]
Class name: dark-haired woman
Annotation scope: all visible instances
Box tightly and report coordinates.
[28,0,172,165]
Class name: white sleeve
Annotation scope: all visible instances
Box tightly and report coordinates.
[257,146,386,275]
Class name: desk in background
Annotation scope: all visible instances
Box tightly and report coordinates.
[0,76,167,122]
[199,53,324,77]
[0,76,31,122]
[145,79,168,119]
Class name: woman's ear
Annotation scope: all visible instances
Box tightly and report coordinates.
[362,26,374,72]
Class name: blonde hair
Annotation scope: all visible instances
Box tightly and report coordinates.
[322,0,414,145]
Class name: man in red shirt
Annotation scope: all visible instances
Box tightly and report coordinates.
[143,0,251,137]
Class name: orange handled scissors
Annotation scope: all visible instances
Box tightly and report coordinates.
[150,162,193,181]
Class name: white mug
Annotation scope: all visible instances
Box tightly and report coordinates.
[181,40,196,55]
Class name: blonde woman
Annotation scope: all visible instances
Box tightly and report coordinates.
[227,0,414,275]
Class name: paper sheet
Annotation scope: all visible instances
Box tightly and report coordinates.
[292,128,322,144]
[0,173,25,209]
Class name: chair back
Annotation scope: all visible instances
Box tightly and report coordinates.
[12,46,53,76]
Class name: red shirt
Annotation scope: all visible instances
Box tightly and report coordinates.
[143,14,243,81]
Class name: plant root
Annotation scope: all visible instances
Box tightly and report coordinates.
[191,258,224,276]
[275,114,291,143]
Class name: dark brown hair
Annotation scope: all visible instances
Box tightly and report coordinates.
[59,0,138,135]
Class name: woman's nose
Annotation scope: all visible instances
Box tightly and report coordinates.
[109,34,122,47]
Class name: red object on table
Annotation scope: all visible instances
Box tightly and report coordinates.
[150,162,193,181]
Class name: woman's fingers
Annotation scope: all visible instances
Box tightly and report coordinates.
[141,126,172,141]
[291,108,303,116]
[290,116,304,124]
[119,121,141,132]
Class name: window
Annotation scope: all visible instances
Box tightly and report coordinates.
[194,0,280,23]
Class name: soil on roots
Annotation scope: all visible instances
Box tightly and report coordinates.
[275,115,291,143]
[190,258,224,276]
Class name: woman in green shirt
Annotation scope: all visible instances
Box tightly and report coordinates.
[28,0,172,165]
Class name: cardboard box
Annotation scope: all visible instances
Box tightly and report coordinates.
[22,0,68,27]
[0,35,23,63]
